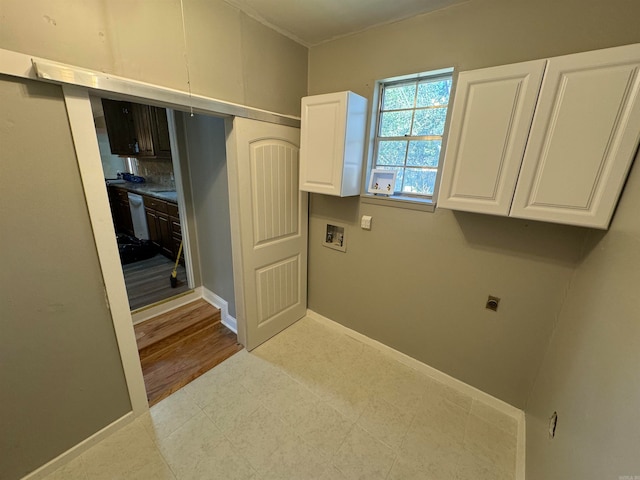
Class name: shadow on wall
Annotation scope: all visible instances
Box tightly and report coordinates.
[309,193,360,224]
[452,210,605,267]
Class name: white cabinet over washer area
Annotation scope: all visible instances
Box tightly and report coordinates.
[438,43,640,229]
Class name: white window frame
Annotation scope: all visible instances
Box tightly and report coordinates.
[362,67,455,211]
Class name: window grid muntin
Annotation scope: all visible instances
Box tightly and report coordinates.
[373,73,452,197]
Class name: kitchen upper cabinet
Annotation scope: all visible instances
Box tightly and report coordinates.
[131,103,155,156]
[102,99,171,158]
[438,60,546,215]
[102,99,137,156]
[151,107,173,157]
[439,43,640,229]
[299,91,368,196]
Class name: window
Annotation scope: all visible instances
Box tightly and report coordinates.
[371,71,453,201]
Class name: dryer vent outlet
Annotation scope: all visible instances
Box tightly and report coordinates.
[486,295,500,311]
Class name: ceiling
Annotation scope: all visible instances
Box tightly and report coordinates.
[223,0,468,47]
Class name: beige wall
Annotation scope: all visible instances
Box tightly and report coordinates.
[307,0,640,408]
[525,152,640,478]
[0,76,131,480]
[178,112,236,316]
[0,0,308,116]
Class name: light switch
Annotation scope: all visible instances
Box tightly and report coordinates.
[361,215,372,230]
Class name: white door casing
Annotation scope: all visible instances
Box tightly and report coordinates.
[226,117,308,350]
[438,60,546,215]
[511,45,640,228]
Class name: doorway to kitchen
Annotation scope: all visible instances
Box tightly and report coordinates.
[90,96,192,312]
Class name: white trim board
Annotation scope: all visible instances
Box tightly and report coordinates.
[63,85,148,416]
[0,48,299,128]
[305,309,527,480]
[132,287,204,325]
[20,412,134,480]
[202,288,238,333]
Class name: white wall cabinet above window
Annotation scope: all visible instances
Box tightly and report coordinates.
[438,43,640,229]
[299,91,367,196]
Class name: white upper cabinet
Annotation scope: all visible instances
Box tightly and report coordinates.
[299,91,368,196]
[439,43,640,229]
[438,60,546,215]
[510,46,640,228]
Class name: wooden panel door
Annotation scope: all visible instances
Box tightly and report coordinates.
[227,117,308,350]
[511,44,640,228]
[438,60,546,215]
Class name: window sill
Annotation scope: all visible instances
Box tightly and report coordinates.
[360,193,436,212]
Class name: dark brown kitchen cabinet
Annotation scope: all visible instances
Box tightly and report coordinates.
[167,202,184,266]
[131,103,155,156]
[143,194,180,261]
[102,99,137,156]
[108,186,133,236]
[102,99,171,158]
[151,107,172,157]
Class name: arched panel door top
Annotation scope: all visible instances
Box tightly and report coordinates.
[249,139,300,246]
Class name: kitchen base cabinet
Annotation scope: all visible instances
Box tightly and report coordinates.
[144,194,181,261]
[167,203,184,266]
[108,186,182,261]
[108,186,134,236]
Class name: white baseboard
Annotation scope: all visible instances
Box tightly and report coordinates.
[202,288,237,333]
[306,309,526,479]
[517,411,526,480]
[131,287,203,325]
[21,412,134,480]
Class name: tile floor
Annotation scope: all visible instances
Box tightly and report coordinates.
[43,317,518,480]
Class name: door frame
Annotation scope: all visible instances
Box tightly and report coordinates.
[0,48,301,417]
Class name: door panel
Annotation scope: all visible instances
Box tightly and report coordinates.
[227,117,308,350]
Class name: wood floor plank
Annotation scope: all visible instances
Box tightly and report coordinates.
[122,254,190,310]
[135,298,218,351]
[134,299,242,407]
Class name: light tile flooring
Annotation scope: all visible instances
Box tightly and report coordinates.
[44,317,518,480]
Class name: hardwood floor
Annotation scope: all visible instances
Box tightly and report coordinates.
[135,299,243,406]
[122,254,190,310]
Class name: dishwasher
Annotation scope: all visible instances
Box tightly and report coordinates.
[128,192,150,240]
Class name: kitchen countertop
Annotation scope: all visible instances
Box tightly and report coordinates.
[106,180,178,203]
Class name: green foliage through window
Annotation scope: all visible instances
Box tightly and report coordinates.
[374,74,452,197]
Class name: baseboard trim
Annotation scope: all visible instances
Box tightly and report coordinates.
[305,309,526,479]
[516,410,526,480]
[131,287,203,325]
[202,288,237,333]
[21,412,135,480]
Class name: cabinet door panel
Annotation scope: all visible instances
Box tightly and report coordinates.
[151,107,172,157]
[300,93,346,195]
[511,45,640,228]
[102,99,136,155]
[131,104,155,156]
[438,60,546,215]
